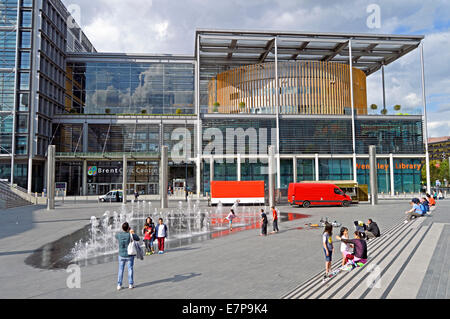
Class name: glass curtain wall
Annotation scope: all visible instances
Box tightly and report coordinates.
[66,62,195,115]
[0,0,18,157]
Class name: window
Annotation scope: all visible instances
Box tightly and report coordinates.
[19,72,30,90]
[18,93,29,111]
[21,0,33,7]
[19,51,31,69]
[15,136,28,154]
[16,114,28,133]
[20,31,32,48]
[20,11,32,28]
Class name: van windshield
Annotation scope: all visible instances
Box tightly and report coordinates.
[334,188,344,195]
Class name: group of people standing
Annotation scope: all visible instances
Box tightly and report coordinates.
[223,200,280,236]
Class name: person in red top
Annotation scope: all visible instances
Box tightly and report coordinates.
[271,206,279,233]
[142,217,155,255]
[426,193,436,212]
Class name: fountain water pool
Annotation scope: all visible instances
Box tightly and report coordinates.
[24,201,310,270]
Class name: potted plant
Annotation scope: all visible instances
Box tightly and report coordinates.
[176,108,182,115]
[370,104,377,111]
[381,108,388,115]
[393,104,401,111]
[239,101,246,112]
[213,102,220,113]
[105,108,111,114]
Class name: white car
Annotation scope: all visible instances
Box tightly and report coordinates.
[98,190,123,202]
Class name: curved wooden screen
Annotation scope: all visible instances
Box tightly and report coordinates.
[208,61,367,115]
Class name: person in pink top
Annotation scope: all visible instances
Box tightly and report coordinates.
[224,209,236,231]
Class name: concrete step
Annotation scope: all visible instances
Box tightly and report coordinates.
[283,216,415,299]
[346,219,430,298]
[386,222,445,299]
[282,216,407,298]
[309,219,424,299]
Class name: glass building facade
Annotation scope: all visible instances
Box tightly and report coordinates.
[65,61,195,115]
[0,3,428,199]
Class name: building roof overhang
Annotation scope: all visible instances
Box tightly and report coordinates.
[195,28,424,76]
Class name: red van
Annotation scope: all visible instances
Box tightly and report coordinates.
[288,183,352,208]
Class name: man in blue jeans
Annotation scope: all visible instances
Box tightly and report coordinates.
[116,222,140,290]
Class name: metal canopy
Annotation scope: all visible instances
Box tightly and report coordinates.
[195,29,424,76]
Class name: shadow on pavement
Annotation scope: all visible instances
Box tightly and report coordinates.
[0,205,42,241]
[136,272,202,288]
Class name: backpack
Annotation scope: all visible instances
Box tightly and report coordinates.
[419,203,427,215]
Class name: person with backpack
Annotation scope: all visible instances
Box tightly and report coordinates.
[420,197,430,215]
[404,198,424,223]
[116,222,140,290]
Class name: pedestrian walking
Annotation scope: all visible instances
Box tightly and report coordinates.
[260,209,268,236]
[116,222,140,290]
[271,206,279,233]
[134,190,139,201]
[142,217,155,255]
[155,218,168,254]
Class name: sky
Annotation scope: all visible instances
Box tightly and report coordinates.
[62,0,450,138]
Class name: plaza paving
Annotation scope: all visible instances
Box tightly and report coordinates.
[0,198,448,299]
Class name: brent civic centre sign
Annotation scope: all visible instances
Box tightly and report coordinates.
[87,166,158,176]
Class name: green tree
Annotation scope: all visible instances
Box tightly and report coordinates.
[421,159,450,186]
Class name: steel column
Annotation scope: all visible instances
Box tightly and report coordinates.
[390,153,395,196]
[122,154,127,204]
[47,145,55,210]
[369,145,378,205]
[420,43,431,194]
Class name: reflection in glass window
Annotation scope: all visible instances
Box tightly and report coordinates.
[15,136,28,154]
[319,159,353,181]
[16,114,28,133]
[66,61,195,114]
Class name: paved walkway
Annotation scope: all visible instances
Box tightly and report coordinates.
[0,199,447,298]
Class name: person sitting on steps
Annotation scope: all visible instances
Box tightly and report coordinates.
[337,230,368,268]
[365,219,380,240]
[404,198,424,223]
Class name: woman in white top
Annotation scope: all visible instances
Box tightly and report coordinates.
[337,227,353,267]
